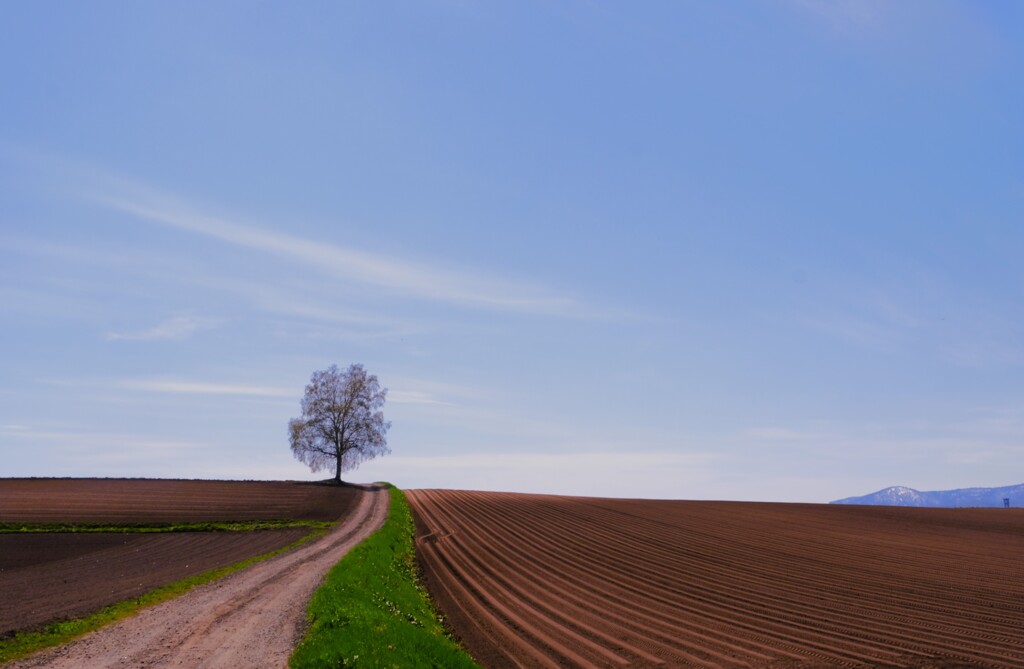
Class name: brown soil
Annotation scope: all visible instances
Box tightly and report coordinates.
[0,478,360,640]
[0,478,358,523]
[5,484,389,669]
[0,529,307,636]
[407,490,1024,669]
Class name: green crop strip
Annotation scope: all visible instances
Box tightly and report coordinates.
[290,485,480,669]
[0,528,326,664]
[0,520,333,533]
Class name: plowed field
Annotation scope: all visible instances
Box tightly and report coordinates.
[0,478,357,523]
[408,490,1024,668]
[0,478,360,638]
[0,529,307,636]
[5,485,389,669]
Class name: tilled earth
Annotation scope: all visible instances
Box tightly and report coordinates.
[0,478,362,639]
[0,478,358,523]
[0,529,308,636]
[5,483,389,669]
[408,490,1024,668]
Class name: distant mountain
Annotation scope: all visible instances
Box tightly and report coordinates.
[831,483,1024,508]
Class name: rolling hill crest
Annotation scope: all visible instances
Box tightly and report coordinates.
[831,483,1024,507]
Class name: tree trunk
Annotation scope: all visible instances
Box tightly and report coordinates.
[334,451,342,483]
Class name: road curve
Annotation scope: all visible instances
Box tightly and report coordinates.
[8,484,390,669]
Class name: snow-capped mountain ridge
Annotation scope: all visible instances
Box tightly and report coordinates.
[831,483,1024,507]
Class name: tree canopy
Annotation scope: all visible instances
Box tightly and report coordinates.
[289,364,391,483]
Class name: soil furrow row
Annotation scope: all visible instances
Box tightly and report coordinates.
[409,490,1024,668]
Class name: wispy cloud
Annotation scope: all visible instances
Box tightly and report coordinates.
[3,231,418,338]
[739,427,821,441]
[388,390,451,406]
[119,378,293,398]
[106,315,223,342]
[379,450,716,472]
[0,425,223,478]
[783,0,997,78]
[382,375,485,408]
[31,376,295,400]
[730,410,1024,485]
[804,311,907,351]
[805,291,1024,368]
[88,184,580,315]
[1,425,205,458]
[786,0,886,33]
[356,450,722,499]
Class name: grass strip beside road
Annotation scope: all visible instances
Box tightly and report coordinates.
[290,485,480,669]
[0,520,333,533]
[0,529,327,664]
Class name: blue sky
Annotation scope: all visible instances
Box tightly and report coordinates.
[2,1,1022,502]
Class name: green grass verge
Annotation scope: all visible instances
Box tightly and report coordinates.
[290,485,480,669]
[0,528,327,664]
[0,520,333,533]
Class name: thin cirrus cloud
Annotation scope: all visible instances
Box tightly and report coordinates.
[87,184,580,316]
[355,450,724,499]
[1,425,206,466]
[119,378,458,404]
[119,378,294,398]
[387,390,451,406]
[786,0,886,31]
[106,315,223,342]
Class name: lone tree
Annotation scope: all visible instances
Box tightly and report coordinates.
[289,363,391,483]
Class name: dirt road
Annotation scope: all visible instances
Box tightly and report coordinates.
[8,484,389,669]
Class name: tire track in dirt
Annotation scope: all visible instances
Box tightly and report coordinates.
[6,484,389,669]
[408,490,1024,668]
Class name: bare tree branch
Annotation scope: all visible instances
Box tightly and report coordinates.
[288,364,391,483]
